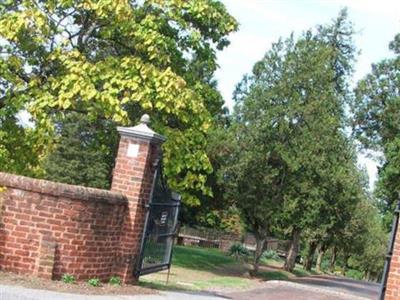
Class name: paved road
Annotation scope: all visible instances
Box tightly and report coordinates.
[0,285,223,300]
[0,276,379,300]
[293,275,380,299]
[225,276,380,300]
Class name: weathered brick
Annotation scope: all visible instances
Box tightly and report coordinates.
[386,218,400,298]
[0,117,162,283]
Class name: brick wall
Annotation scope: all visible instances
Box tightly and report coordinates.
[0,115,164,283]
[0,172,127,281]
[385,217,400,300]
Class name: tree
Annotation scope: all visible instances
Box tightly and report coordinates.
[339,198,386,280]
[352,32,400,229]
[278,10,356,272]
[223,36,322,273]
[301,144,367,272]
[0,111,43,177]
[0,0,238,205]
[221,119,284,273]
[226,9,357,273]
[0,63,43,176]
[42,112,118,189]
[179,117,244,234]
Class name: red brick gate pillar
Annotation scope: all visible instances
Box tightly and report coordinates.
[111,114,165,283]
[384,214,400,300]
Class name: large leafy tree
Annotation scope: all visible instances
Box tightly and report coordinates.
[352,33,400,228]
[227,9,356,273]
[0,0,237,205]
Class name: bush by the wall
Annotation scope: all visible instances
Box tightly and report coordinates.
[87,278,101,287]
[261,250,280,261]
[229,243,250,260]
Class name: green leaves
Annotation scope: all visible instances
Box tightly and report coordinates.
[223,10,362,272]
[0,0,237,205]
[42,112,118,189]
[352,33,400,225]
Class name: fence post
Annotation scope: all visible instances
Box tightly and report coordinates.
[111,114,165,283]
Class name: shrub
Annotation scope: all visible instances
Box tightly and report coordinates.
[109,276,122,286]
[261,250,279,261]
[61,274,75,284]
[346,269,364,280]
[228,243,250,260]
[87,278,101,287]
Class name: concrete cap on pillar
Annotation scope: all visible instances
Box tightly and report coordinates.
[117,114,166,144]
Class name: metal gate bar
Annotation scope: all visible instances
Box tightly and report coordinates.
[135,163,181,278]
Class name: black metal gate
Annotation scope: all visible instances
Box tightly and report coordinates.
[135,162,181,277]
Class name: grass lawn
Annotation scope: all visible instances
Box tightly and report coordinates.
[172,246,236,270]
[140,245,253,291]
[140,245,318,292]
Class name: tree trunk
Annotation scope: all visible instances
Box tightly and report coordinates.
[252,237,266,274]
[329,246,337,273]
[365,270,371,281]
[284,227,301,272]
[341,254,349,276]
[316,244,325,273]
[303,241,317,271]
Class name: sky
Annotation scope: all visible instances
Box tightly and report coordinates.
[214,0,400,189]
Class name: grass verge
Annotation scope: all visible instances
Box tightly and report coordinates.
[140,245,318,292]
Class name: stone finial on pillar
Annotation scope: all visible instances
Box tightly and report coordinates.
[116,114,165,145]
[111,114,165,283]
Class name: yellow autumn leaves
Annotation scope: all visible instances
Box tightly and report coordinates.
[0,0,237,205]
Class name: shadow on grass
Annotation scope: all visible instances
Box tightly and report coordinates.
[142,245,324,293]
[257,270,290,281]
[172,246,318,280]
[292,269,309,277]
[256,262,319,281]
[292,267,319,277]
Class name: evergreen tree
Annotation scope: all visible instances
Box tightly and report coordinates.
[346,199,386,280]
[352,32,400,229]
[226,9,357,273]
[42,112,118,189]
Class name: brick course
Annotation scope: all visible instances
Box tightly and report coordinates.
[0,116,164,283]
[385,217,400,300]
[0,173,127,281]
